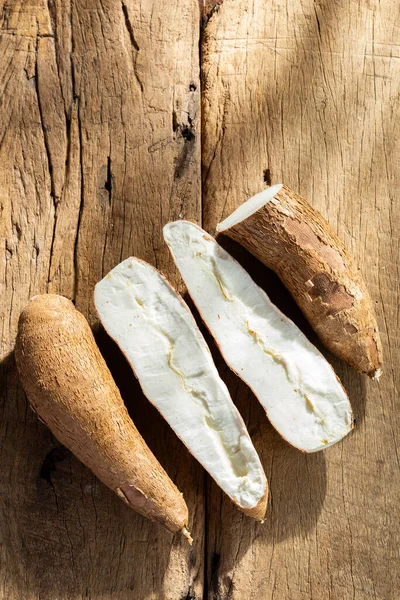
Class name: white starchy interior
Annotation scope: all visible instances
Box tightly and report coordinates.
[95,258,266,509]
[164,221,353,453]
[217,184,283,232]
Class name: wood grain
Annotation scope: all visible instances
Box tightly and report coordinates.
[1,1,202,599]
[1,0,399,598]
[202,1,400,599]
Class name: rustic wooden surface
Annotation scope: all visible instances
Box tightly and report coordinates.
[1,0,399,599]
[202,1,400,599]
[1,1,203,599]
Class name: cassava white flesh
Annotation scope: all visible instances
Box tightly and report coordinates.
[163,221,354,453]
[94,258,268,519]
[217,184,283,231]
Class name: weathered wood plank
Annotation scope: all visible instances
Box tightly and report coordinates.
[2,0,400,598]
[201,1,400,598]
[0,1,202,599]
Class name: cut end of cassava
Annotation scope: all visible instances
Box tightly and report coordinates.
[164,221,354,453]
[181,526,193,544]
[95,258,268,518]
[241,486,269,520]
[372,368,382,381]
[216,184,283,232]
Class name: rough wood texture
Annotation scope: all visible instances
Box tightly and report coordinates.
[1,0,399,598]
[219,183,383,377]
[15,295,190,536]
[202,1,399,599]
[1,1,202,599]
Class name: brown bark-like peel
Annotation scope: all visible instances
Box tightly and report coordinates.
[218,184,383,377]
[240,494,268,521]
[15,294,190,537]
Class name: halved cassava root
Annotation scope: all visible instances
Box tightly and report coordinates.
[15,295,190,539]
[95,259,268,520]
[217,184,383,378]
[164,221,354,453]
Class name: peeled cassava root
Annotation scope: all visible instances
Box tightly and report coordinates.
[95,259,268,520]
[164,221,354,453]
[15,294,190,539]
[217,184,383,379]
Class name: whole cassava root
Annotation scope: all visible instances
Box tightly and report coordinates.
[217,184,383,378]
[15,294,191,539]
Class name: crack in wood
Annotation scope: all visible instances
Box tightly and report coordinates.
[121,2,139,51]
[39,446,69,485]
[105,155,112,196]
[35,42,56,203]
[263,168,272,185]
[34,35,60,288]
[200,2,223,31]
[73,98,84,302]
[121,1,143,93]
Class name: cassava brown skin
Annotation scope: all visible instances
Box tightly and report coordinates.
[218,184,383,378]
[15,294,190,538]
[240,493,268,521]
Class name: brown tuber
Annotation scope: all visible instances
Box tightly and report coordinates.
[15,294,191,539]
[217,184,383,378]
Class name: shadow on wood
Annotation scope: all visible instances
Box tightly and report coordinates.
[203,361,328,599]
[188,238,367,597]
[0,344,202,599]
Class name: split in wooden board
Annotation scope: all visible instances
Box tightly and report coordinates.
[1,0,399,598]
